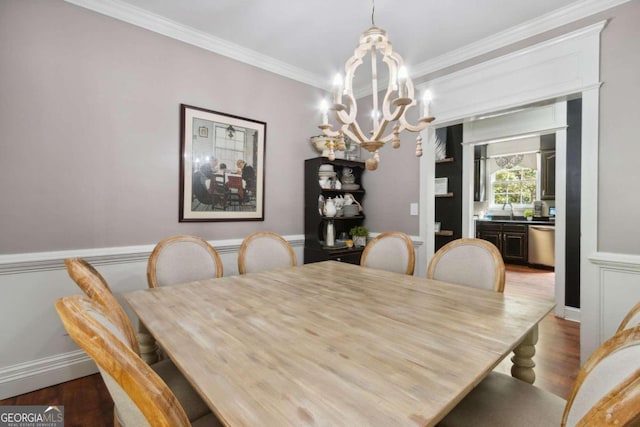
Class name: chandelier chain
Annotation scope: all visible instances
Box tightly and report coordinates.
[371,0,375,26]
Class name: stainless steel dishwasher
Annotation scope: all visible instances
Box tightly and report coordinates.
[528,225,555,267]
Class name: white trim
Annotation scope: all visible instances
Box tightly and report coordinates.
[589,252,640,271]
[413,1,628,78]
[563,306,581,323]
[0,235,305,275]
[63,0,627,94]
[417,21,604,362]
[0,351,97,400]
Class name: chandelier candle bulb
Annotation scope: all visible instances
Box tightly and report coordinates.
[422,91,432,118]
[398,66,408,98]
[333,74,343,104]
[320,100,329,125]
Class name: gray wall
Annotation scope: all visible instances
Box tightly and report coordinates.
[0,1,321,254]
[1,1,638,256]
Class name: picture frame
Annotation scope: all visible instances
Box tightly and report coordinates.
[434,222,441,233]
[179,104,266,222]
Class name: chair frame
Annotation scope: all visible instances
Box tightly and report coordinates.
[237,231,297,275]
[64,258,140,356]
[360,231,416,276]
[147,235,223,288]
[427,238,506,293]
[563,325,640,426]
[617,300,640,333]
[56,295,192,427]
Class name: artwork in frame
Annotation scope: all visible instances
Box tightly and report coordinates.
[180,104,266,221]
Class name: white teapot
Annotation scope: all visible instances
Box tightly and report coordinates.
[323,197,337,217]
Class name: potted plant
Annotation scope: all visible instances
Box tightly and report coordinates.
[524,209,533,221]
[350,226,368,247]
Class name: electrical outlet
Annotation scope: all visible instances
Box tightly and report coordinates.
[410,203,419,216]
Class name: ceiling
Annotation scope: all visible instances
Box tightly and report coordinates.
[67,0,623,93]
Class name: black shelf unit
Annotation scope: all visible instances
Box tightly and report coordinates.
[304,157,366,265]
[435,124,463,251]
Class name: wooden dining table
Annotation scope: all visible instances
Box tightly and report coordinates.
[123,260,554,426]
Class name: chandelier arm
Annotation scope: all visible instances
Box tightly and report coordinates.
[320,124,343,138]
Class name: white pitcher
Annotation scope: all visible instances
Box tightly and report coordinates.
[324,197,337,218]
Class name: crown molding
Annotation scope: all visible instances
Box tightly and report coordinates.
[64,0,630,95]
[63,0,328,90]
[411,0,631,78]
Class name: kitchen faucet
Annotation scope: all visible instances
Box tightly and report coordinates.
[502,202,514,220]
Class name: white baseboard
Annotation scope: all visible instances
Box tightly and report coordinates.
[0,350,97,400]
[563,306,581,323]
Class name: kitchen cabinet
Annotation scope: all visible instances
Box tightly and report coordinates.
[541,149,556,200]
[304,157,366,265]
[476,221,528,264]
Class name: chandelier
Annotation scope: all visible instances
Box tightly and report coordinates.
[318,2,434,171]
[494,154,524,169]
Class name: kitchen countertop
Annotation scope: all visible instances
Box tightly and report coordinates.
[475,218,556,226]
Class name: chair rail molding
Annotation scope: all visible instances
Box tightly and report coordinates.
[416,21,605,363]
[0,234,304,399]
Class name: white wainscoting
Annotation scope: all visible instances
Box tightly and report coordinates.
[588,252,640,345]
[0,235,304,399]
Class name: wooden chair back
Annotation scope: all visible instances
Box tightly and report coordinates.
[237,232,297,274]
[55,295,192,427]
[427,238,505,293]
[563,325,640,426]
[360,231,415,275]
[147,235,223,288]
[64,258,140,355]
[617,300,640,333]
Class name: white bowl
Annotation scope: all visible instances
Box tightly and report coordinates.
[319,164,334,172]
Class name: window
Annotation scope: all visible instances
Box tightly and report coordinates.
[491,167,537,206]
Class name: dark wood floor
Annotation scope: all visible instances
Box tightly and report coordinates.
[0,265,579,426]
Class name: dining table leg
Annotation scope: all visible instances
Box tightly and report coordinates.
[137,321,159,364]
[510,324,538,384]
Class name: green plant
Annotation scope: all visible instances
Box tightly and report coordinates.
[523,209,533,218]
[349,226,368,237]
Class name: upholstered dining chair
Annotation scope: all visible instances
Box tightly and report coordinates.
[617,300,640,333]
[147,235,223,288]
[64,257,161,363]
[237,231,297,274]
[427,238,506,293]
[360,231,415,275]
[439,325,640,426]
[56,295,221,427]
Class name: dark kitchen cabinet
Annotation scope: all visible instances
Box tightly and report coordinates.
[541,149,556,200]
[304,157,366,265]
[476,221,528,265]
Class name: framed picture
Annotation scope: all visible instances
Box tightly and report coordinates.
[434,222,441,233]
[434,177,448,195]
[180,104,266,221]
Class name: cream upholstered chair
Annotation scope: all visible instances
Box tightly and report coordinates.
[237,231,297,274]
[427,238,505,293]
[147,235,223,288]
[64,258,141,356]
[439,325,640,426]
[56,295,222,427]
[617,300,640,333]
[360,231,415,275]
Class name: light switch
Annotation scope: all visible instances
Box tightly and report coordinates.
[410,203,419,216]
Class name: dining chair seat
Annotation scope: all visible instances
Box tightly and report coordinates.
[238,231,297,274]
[360,231,415,275]
[439,325,640,426]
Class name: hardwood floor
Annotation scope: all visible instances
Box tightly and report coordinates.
[0,264,580,425]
